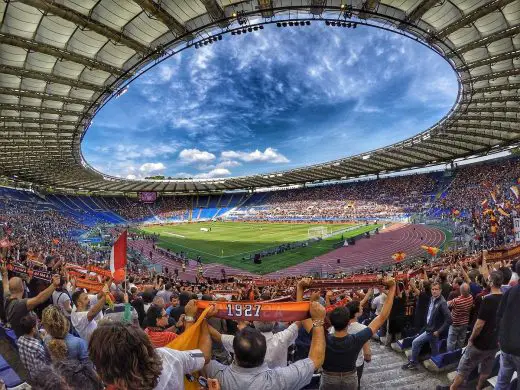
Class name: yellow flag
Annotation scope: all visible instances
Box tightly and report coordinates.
[166,306,210,390]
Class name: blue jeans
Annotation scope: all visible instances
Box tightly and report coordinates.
[447,325,467,351]
[410,331,439,363]
[495,352,520,390]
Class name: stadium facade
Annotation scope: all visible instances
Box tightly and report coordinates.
[0,0,519,193]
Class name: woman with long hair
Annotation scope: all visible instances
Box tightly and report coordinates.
[41,305,89,363]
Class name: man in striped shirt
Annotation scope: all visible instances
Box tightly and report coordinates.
[447,283,473,351]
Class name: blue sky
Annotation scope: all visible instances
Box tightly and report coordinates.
[82,23,458,180]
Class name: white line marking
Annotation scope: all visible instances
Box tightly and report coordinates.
[163,232,186,238]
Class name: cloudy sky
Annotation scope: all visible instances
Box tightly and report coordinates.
[82,22,458,180]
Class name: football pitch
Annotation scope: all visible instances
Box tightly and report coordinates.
[139,222,381,274]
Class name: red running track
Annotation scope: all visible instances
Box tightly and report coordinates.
[264,223,445,278]
[130,224,444,281]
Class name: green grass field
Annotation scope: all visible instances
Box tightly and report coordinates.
[139,222,381,274]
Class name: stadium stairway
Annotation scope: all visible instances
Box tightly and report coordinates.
[356,341,449,389]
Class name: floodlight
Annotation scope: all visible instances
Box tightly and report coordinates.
[289,21,293,26]
[242,28,247,33]
[306,21,311,25]
[231,31,236,35]
[259,25,264,29]
[353,23,357,28]
[277,22,282,27]
[325,20,330,25]
[282,22,287,27]
[248,27,253,32]
[300,21,305,26]
[218,35,223,40]
[253,26,258,31]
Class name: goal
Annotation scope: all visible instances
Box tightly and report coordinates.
[308,226,328,239]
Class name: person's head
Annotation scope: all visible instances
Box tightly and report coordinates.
[452,277,463,289]
[438,271,448,283]
[460,283,470,297]
[113,291,125,304]
[232,327,267,368]
[170,293,179,307]
[329,306,350,331]
[152,296,165,309]
[54,360,104,390]
[89,322,162,390]
[41,305,69,361]
[179,291,191,306]
[489,270,504,289]
[164,282,172,291]
[499,267,512,285]
[19,313,37,336]
[431,282,441,298]
[72,291,89,311]
[201,294,213,301]
[30,365,69,390]
[346,301,362,320]
[8,276,24,296]
[253,321,275,333]
[146,305,169,328]
[423,280,431,295]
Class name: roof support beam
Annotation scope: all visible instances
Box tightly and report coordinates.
[350,158,386,172]
[406,144,451,160]
[401,0,440,25]
[465,106,520,114]
[0,32,123,76]
[460,49,520,70]
[0,103,81,116]
[455,114,520,123]
[17,0,148,54]
[132,0,192,39]
[0,126,76,133]
[467,68,520,83]
[449,25,520,56]
[465,95,520,104]
[0,87,91,105]
[443,129,509,142]
[200,0,230,28]
[437,0,516,39]
[0,65,105,92]
[440,134,493,149]
[451,122,520,134]
[428,138,474,153]
[386,149,431,163]
[309,0,327,16]
[373,153,414,166]
[257,0,274,18]
[472,83,520,94]
[0,117,79,126]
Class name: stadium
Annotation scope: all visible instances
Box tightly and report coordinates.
[0,0,519,389]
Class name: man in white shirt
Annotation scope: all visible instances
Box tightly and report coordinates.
[71,283,108,342]
[208,321,299,368]
[371,290,387,315]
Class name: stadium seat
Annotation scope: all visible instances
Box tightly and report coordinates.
[426,349,462,371]
[395,334,419,351]
[0,367,23,388]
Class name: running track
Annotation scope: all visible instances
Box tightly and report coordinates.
[129,224,444,281]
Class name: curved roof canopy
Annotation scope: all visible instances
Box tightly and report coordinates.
[0,0,519,193]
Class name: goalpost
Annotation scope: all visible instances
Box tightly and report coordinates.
[308,226,328,239]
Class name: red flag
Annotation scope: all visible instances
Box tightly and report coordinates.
[392,251,406,262]
[109,231,127,273]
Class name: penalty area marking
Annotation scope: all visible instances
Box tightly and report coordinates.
[163,232,186,238]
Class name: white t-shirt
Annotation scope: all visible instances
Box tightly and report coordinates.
[222,323,299,368]
[347,322,369,367]
[71,308,103,343]
[372,293,387,315]
[154,348,205,390]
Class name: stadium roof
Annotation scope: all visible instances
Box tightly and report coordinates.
[0,0,519,193]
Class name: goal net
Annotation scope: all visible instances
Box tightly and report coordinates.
[308,226,328,239]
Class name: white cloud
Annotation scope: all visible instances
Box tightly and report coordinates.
[221,147,289,163]
[216,160,241,168]
[158,65,174,82]
[194,168,231,179]
[139,162,166,173]
[179,148,216,164]
[126,174,137,179]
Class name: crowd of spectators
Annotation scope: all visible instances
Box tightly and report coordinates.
[1,219,519,390]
